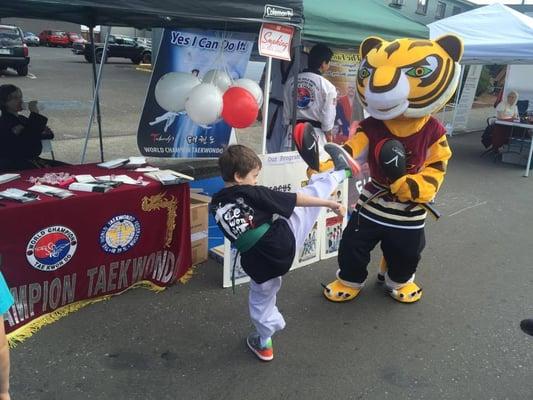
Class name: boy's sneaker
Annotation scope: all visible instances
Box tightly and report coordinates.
[246,333,274,361]
[324,143,361,177]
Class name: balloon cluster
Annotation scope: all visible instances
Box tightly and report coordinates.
[154,69,262,129]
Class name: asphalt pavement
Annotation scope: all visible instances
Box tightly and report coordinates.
[7,132,533,399]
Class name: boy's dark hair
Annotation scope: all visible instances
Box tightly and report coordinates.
[219,145,262,182]
[308,44,333,71]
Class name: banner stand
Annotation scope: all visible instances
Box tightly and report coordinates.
[261,57,273,155]
[81,26,112,163]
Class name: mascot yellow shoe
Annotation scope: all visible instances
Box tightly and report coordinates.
[322,280,362,302]
[387,282,423,303]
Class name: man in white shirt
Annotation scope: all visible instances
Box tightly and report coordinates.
[283,44,337,158]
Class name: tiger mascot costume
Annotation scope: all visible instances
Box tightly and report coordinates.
[320,35,464,303]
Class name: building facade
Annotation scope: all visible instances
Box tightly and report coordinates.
[386,0,475,25]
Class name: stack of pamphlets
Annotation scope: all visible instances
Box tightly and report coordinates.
[0,174,21,184]
[97,157,148,169]
[97,158,129,169]
[0,188,39,203]
[28,184,74,199]
[144,170,194,185]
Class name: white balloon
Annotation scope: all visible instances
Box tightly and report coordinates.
[185,83,223,126]
[202,69,232,92]
[232,78,264,108]
[154,72,201,112]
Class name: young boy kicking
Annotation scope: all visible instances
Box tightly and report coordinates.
[210,144,359,361]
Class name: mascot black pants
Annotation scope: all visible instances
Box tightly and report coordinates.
[338,214,426,284]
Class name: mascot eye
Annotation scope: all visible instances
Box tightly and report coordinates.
[359,67,371,79]
[406,66,433,78]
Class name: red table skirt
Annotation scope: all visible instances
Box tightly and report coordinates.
[0,164,191,341]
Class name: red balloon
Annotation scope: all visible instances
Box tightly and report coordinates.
[222,87,259,129]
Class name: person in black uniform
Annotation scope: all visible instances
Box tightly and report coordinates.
[0,84,67,172]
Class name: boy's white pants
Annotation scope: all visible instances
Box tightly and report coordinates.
[249,170,344,344]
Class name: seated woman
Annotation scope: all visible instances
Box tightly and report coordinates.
[0,84,68,172]
[491,90,519,152]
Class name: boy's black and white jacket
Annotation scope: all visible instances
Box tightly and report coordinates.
[210,185,297,283]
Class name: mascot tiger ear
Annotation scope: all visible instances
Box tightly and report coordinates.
[360,36,385,59]
[435,35,464,63]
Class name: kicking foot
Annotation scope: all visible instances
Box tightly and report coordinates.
[324,143,361,177]
[387,282,422,303]
[322,279,361,302]
[246,333,274,361]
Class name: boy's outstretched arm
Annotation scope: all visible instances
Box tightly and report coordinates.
[296,192,346,217]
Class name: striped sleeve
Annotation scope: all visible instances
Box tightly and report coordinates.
[390,134,452,203]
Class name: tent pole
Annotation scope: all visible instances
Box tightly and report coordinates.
[261,57,273,155]
[449,65,466,137]
[89,26,105,163]
[81,26,111,164]
[290,29,301,151]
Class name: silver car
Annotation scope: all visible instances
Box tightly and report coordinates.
[23,32,40,46]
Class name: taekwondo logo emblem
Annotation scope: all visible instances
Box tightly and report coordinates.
[26,225,78,271]
[99,214,141,254]
[297,87,312,108]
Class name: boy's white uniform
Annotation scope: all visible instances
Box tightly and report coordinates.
[249,170,346,344]
[283,71,337,157]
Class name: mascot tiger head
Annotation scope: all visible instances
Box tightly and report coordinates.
[356,35,463,120]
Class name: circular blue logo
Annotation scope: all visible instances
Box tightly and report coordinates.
[99,215,141,254]
[26,226,78,271]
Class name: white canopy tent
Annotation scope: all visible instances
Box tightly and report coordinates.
[429,3,533,177]
[429,3,533,65]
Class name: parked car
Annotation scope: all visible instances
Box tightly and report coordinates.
[66,32,86,47]
[71,40,86,55]
[23,32,40,46]
[38,30,69,47]
[81,35,151,64]
[0,25,30,76]
[133,37,151,47]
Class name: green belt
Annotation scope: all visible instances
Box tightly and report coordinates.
[234,222,271,253]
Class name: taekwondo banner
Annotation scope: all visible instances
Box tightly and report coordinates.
[137,29,254,158]
[0,165,192,343]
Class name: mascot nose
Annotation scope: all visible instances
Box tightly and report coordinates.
[371,66,400,93]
